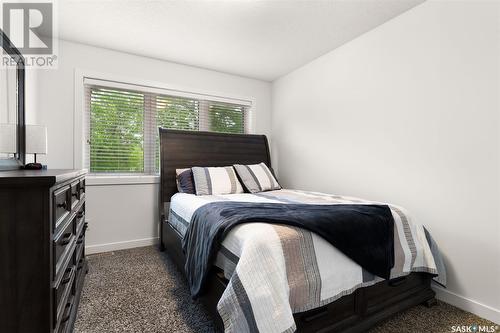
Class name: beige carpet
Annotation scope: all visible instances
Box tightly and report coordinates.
[75,246,497,333]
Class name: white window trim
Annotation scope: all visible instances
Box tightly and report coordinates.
[74,68,257,185]
[86,174,160,186]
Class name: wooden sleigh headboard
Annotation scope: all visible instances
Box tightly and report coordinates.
[159,128,272,208]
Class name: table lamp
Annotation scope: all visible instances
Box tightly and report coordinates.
[0,123,16,157]
[25,124,47,170]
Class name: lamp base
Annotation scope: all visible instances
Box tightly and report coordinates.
[24,163,43,170]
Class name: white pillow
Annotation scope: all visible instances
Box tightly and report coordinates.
[191,166,244,196]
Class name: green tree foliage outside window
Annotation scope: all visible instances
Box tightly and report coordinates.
[89,87,246,174]
[209,103,245,134]
[154,96,199,171]
[90,88,144,173]
[156,96,199,130]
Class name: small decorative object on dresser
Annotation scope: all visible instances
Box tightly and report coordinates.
[0,169,88,333]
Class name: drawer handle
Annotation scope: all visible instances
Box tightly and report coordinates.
[301,307,329,323]
[57,201,67,209]
[389,276,407,287]
[77,212,84,218]
[61,303,72,323]
[72,192,78,198]
[76,237,84,245]
[60,233,72,245]
[61,267,73,285]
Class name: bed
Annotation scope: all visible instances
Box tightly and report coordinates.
[159,128,441,333]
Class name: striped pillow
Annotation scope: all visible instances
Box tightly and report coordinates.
[175,168,195,194]
[191,166,244,196]
[233,163,281,193]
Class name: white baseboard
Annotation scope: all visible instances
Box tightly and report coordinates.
[434,286,500,324]
[85,237,159,255]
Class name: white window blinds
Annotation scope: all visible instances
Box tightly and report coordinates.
[84,79,250,175]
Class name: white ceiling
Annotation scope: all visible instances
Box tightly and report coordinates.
[58,0,425,81]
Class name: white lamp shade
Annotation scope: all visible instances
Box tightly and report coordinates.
[26,125,47,154]
[0,123,16,153]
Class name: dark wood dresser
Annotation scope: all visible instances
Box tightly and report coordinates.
[0,169,88,333]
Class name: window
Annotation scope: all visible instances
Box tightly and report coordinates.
[88,88,144,173]
[208,102,245,134]
[84,80,250,175]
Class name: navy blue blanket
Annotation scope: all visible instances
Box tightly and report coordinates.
[182,202,395,298]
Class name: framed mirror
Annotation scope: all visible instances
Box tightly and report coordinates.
[0,28,25,170]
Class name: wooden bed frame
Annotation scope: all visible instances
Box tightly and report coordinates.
[158,128,436,333]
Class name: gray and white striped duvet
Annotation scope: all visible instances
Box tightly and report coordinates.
[168,189,445,333]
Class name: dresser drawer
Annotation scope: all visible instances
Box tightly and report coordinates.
[57,295,75,333]
[53,185,71,230]
[70,180,80,209]
[53,264,76,328]
[53,216,76,279]
[75,252,86,292]
[75,229,85,263]
[75,242,84,270]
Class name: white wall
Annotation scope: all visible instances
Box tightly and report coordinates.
[34,40,272,253]
[25,69,39,125]
[272,0,500,323]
